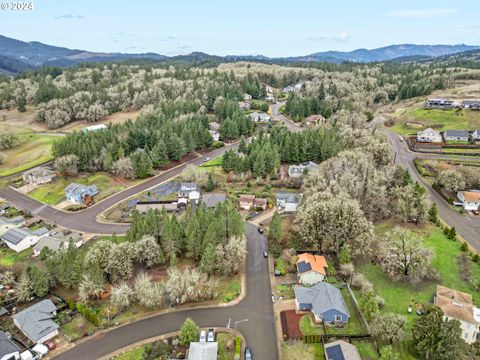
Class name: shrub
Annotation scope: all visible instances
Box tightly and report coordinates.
[235,336,241,355]
[460,242,469,252]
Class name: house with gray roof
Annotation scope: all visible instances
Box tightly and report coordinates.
[288,161,319,178]
[0,227,48,253]
[22,167,56,185]
[463,100,480,110]
[294,282,350,324]
[0,330,20,360]
[249,112,271,122]
[187,342,218,360]
[0,216,25,236]
[64,183,99,205]
[277,192,299,212]
[178,183,200,203]
[33,230,83,256]
[324,340,361,360]
[202,193,226,208]
[443,130,470,142]
[13,300,59,344]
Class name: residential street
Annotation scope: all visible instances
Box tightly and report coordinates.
[385,130,480,251]
[54,223,277,360]
[271,102,303,132]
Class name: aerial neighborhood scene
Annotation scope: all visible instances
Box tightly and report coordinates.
[2,1,480,359]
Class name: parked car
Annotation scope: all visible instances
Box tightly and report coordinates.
[207,328,215,342]
[257,227,264,234]
[203,157,211,162]
[473,210,479,215]
[274,269,281,276]
[43,341,56,350]
[271,294,275,303]
[245,347,253,360]
[199,330,207,342]
[263,250,268,258]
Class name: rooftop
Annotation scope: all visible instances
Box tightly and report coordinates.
[187,342,218,360]
[12,300,59,342]
[297,253,328,275]
[324,340,361,360]
[0,227,48,245]
[435,285,479,324]
[461,191,480,203]
[295,282,349,317]
[0,330,20,358]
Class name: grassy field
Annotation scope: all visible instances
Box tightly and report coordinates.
[28,173,135,205]
[391,108,480,135]
[218,277,241,303]
[326,288,367,335]
[282,341,323,360]
[61,313,98,342]
[352,340,379,360]
[0,247,32,267]
[111,347,143,360]
[299,315,324,335]
[0,133,59,176]
[200,156,223,167]
[358,220,480,332]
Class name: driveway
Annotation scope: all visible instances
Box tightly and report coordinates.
[53,223,277,360]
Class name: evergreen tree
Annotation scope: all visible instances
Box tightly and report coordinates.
[205,172,215,192]
[268,212,283,257]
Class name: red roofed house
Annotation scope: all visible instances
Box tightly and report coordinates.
[239,195,255,210]
[254,197,268,211]
[296,253,329,285]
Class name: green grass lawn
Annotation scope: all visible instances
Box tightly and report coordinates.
[28,173,131,205]
[282,341,323,360]
[276,284,295,299]
[0,247,32,267]
[219,278,241,303]
[201,156,223,167]
[0,133,58,176]
[352,340,379,360]
[217,333,236,360]
[61,314,98,342]
[358,221,480,331]
[111,347,144,360]
[299,315,324,335]
[326,288,367,335]
[391,108,480,135]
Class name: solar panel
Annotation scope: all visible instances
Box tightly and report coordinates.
[297,261,312,273]
[325,344,345,360]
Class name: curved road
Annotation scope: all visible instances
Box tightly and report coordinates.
[55,223,277,360]
[385,130,480,251]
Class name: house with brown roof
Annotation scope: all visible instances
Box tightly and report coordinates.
[239,195,255,210]
[253,197,268,211]
[296,253,329,285]
[434,285,480,344]
[457,191,480,211]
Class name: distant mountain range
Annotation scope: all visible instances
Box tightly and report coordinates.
[0,35,479,74]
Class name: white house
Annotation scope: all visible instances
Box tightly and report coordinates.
[0,330,20,360]
[416,128,442,143]
[178,183,201,204]
[13,300,59,344]
[208,130,220,142]
[22,167,56,185]
[244,93,252,101]
[0,216,25,236]
[0,227,48,253]
[288,161,319,178]
[463,100,480,110]
[296,253,328,285]
[277,192,299,212]
[457,191,480,211]
[435,285,480,344]
[83,124,107,133]
[249,112,271,122]
[472,130,480,141]
[443,130,470,142]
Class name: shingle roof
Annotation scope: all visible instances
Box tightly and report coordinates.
[277,192,299,204]
[13,300,58,342]
[435,285,480,324]
[444,130,469,137]
[180,183,198,191]
[202,193,226,208]
[325,340,361,360]
[0,215,24,226]
[64,183,99,197]
[187,342,218,360]
[294,283,349,317]
[239,194,255,202]
[297,253,328,275]
[0,228,34,245]
[34,231,81,253]
[0,330,20,358]
[461,191,480,203]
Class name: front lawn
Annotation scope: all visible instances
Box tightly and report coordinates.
[28,173,135,205]
[217,333,236,360]
[61,313,98,342]
[111,347,144,360]
[219,278,241,303]
[299,315,323,335]
[0,247,33,267]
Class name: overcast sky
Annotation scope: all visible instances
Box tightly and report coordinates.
[1,0,479,57]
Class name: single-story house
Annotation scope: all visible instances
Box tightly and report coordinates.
[33,231,83,256]
[288,161,319,178]
[296,253,328,285]
[435,285,480,344]
[239,194,255,210]
[178,183,201,203]
[463,100,480,110]
[249,112,271,122]
[324,340,361,360]
[443,130,470,142]
[13,300,59,344]
[277,192,299,212]
[0,227,48,253]
[64,183,99,205]
[416,128,442,143]
[457,191,480,211]
[208,130,220,142]
[22,167,56,185]
[0,330,20,360]
[253,197,268,211]
[244,93,252,101]
[83,124,107,132]
[425,98,455,109]
[135,201,178,214]
[294,282,350,324]
[238,101,251,111]
[472,130,480,141]
[0,216,25,236]
[187,342,218,360]
[202,193,226,208]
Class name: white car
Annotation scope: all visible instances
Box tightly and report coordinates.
[199,330,207,342]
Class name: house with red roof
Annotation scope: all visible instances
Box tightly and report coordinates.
[296,253,328,285]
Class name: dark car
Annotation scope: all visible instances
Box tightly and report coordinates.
[257,227,264,234]
[245,347,253,360]
[263,250,268,258]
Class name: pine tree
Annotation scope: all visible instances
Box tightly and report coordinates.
[205,173,215,192]
[268,212,283,257]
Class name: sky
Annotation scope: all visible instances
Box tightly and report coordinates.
[1,0,480,57]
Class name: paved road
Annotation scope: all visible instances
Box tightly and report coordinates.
[271,102,303,132]
[54,223,277,360]
[0,144,239,234]
[385,130,480,251]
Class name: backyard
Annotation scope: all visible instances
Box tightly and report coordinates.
[28,173,137,205]
[0,247,33,267]
[391,107,480,135]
